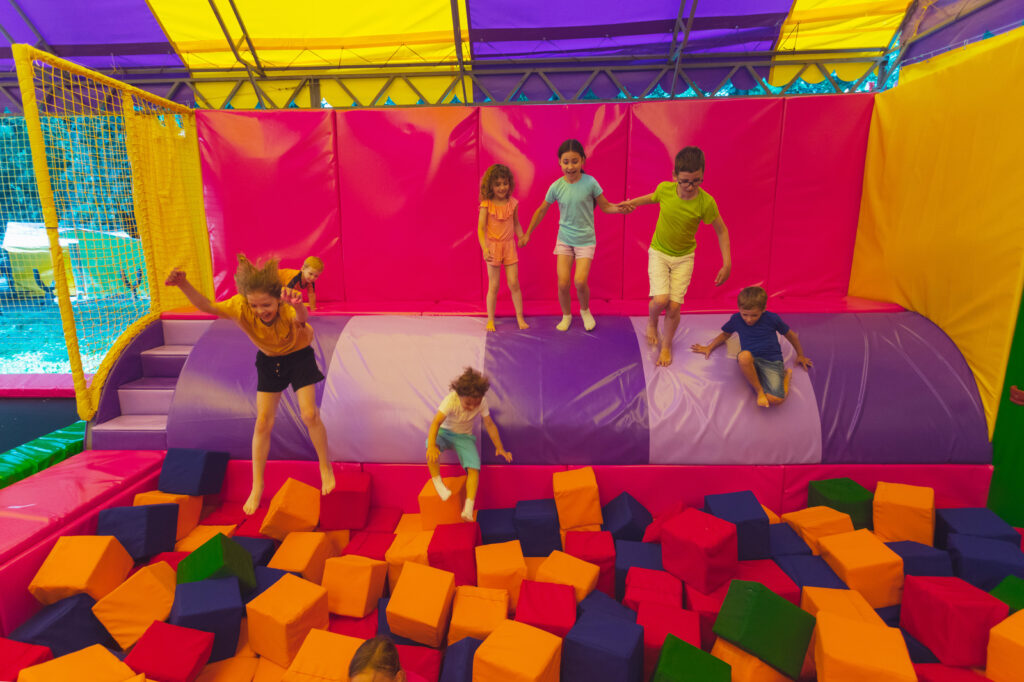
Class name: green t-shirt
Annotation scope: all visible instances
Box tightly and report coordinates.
[650,183,720,257]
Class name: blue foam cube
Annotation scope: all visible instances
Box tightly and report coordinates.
[935,507,1020,549]
[885,541,953,577]
[233,536,277,567]
[900,628,939,663]
[875,605,900,627]
[9,594,114,656]
[158,448,228,495]
[578,590,637,623]
[513,499,561,557]
[770,523,812,557]
[170,577,244,662]
[773,555,846,590]
[602,492,652,542]
[947,533,1024,590]
[96,504,177,561]
[245,566,289,604]
[562,612,644,682]
[614,540,662,601]
[476,508,517,545]
[439,635,482,682]
[704,491,770,560]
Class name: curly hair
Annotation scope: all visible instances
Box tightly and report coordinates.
[480,164,515,201]
[450,366,490,398]
[234,253,282,298]
[348,636,401,677]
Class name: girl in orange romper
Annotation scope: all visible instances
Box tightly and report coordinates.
[477,164,528,331]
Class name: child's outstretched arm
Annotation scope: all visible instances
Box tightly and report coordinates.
[281,287,308,325]
[477,206,491,260]
[426,411,446,463]
[482,415,512,462]
[691,331,731,359]
[596,194,633,214]
[783,330,813,370]
[622,192,657,211]
[521,200,551,246]
[165,268,221,317]
[710,217,732,286]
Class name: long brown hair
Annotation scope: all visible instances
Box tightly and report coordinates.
[234,253,282,298]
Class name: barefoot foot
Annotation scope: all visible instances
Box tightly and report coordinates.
[243,485,263,515]
[486,320,496,332]
[767,394,785,406]
[517,318,530,330]
[783,369,792,397]
[320,463,336,496]
[646,324,660,347]
[756,391,770,408]
[656,345,673,367]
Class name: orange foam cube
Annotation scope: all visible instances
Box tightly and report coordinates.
[386,561,456,647]
[260,478,320,541]
[987,608,1024,682]
[91,561,177,649]
[322,554,388,618]
[384,530,434,591]
[476,540,527,612]
[134,490,203,541]
[782,506,855,555]
[29,535,134,605]
[395,513,422,533]
[17,644,135,682]
[711,638,790,682]
[284,629,363,681]
[761,505,782,525]
[525,556,546,581]
[246,573,329,667]
[195,656,260,682]
[873,481,935,545]
[815,611,916,681]
[473,619,561,682]
[323,530,350,555]
[552,467,603,530]
[253,657,287,682]
[448,585,509,645]
[800,586,886,624]
[175,524,236,553]
[267,531,334,584]
[235,618,255,657]
[535,550,600,603]
[417,476,467,530]
[819,529,904,608]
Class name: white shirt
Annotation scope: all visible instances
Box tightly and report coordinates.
[438,390,490,434]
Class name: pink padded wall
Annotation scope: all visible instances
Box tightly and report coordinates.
[198,111,343,301]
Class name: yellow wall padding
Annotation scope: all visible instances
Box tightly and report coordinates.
[900,23,1024,85]
[849,25,1024,437]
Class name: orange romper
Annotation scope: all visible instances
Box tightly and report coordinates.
[482,197,519,266]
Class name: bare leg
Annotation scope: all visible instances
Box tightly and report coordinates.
[647,295,669,346]
[737,351,770,408]
[462,468,480,521]
[485,264,500,331]
[574,258,595,331]
[246,391,282,514]
[657,301,682,367]
[783,368,792,397]
[296,384,335,495]
[506,264,528,329]
[556,254,574,330]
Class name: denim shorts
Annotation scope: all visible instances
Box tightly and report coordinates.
[753,357,787,398]
[427,428,481,470]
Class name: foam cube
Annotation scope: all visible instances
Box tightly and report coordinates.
[418,476,467,530]
[579,590,638,623]
[17,644,133,682]
[232,536,277,567]
[623,567,682,611]
[552,466,603,530]
[913,664,992,681]
[246,573,329,667]
[515,579,577,638]
[642,502,686,544]
[28,535,133,605]
[284,628,363,681]
[428,522,481,586]
[535,550,600,603]
[901,575,1009,667]
[525,555,546,580]
[602,491,653,542]
[233,510,268,539]
[328,609,378,640]
[9,593,113,656]
[713,580,816,679]
[886,540,954,577]
[476,507,517,544]
[376,597,424,647]
[987,607,1024,682]
[392,512,419,534]
[947,533,1024,590]
[200,503,249,527]
[514,499,561,557]
[473,620,561,681]
[92,561,177,649]
[936,507,1021,549]
[476,540,527,612]
[800,587,885,625]
[267,531,333,583]
[440,635,481,682]
[768,523,812,557]
[170,577,244,662]
[159,448,228,496]
[177,524,238,553]
[177,532,257,592]
[683,582,729,649]
[0,638,52,682]
[636,602,701,681]
[125,621,215,680]
[260,478,320,540]
[782,506,854,556]
[319,470,371,530]
[386,560,456,647]
[564,530,616,597]
[135,490,203,541]
[364,506,403,533]
[710,638,790,682]
[150,551,189,570]
[194,656,260,681]
[323,529,351,555]
[563,612,643,682]
[447,585,509,645]
[614,539,663,600]
[902,627,940,663]
[559,524,601,551]
[253,657,287,682]
[991,574,1024,614]
[873,481,935,545]
[819,529,904,608]
[651,634,731,682]
[704,491,770,560]
[761,505,781,524]
[385,530,434,590]
[815,611,917,681]
[323,554,387,617]
[344,530,396,561]
[661,508,737,593]
[808,477,874,530]
[397,644,442,681]
[774,554,847,590]
[245,566,288,604]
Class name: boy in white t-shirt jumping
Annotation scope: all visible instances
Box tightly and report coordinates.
[426,367,513,521]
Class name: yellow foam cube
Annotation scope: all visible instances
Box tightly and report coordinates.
[283,629,363,682]
[29,535,134,605]
[260,478,321,541]
[782,506,855,556]
[91,561,177,649]
[134,490,203,541]
[819,529,904,608]
[473,620,561,682]
[417,476,467,530]
[18,644,135,682]
[386,561,456,647]
[552,467,603,530]
[711,638,790,682]
[175,524,236,553]
[384,529,434,591]
[476,540,527,612]
[448,585,509,645]
[873,481,935,545]
[987,608,1024,682]
[267,531,334,584]
[195,656,260,682]
[535,550,600,603]
[815,611,916,681]
[322,555,388,618]
[246,573,329,667]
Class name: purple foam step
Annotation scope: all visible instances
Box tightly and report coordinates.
[141,345,191,377]
[161,319,213,346]
[90,415,168,450]
[118,376,178,415]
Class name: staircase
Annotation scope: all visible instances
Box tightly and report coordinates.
[90,318,212,450]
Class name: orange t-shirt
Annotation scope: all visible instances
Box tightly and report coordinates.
[211,294,313,356]
[481,197,518,241]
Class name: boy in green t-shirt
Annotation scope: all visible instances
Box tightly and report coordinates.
[625,147,732,366]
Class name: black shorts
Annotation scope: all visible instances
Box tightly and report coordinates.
[255,346,325,393]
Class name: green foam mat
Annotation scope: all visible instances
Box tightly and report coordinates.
[807,477,874,530]
[0,420,86,489]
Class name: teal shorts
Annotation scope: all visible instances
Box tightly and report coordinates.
[428,428,481,470]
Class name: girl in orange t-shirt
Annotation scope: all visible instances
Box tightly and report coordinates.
[477,164,528,331]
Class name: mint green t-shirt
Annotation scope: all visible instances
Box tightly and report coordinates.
[545,174,603,247]
[650,183,720,257]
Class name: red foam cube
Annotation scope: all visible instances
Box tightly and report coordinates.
[563,530,616,597]
[124,620,214,682]
[233,509,269,538]
[661,508,738,593]
[343,531,396,561]
[329,610,379,640]
[147,551,189,571]
[0,637,53,681]
[912,663,992,681]
[734,559,801,605]
[623,567,683,612]
[320,472,372,530]
[363,506,403,533]
[636,602,702,681]
[642,501,686,543]
[397,644,442,682]
[514,579,577,638]
[684,581,729,650]
[428,522,481,587]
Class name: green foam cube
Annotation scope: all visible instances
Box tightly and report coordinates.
[176,532,256,592]
[991,574,1024,614]
[807,477,874,529]
[651,634,730,682]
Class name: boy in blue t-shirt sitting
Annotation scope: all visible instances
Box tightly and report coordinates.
[691,286,813,407]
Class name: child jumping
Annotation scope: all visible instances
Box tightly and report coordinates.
[691,286,813,408]
[478,164,528,331]
[278,256,323,311]
[521,139,631,332]
[625,147,731,367]
[426,367,512,522]
[165,255,335,514]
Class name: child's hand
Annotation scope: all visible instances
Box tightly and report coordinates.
[280,287,302,306]
[518,234,530,247]
[165,268,186,287]
[796,356,813,370]
[617,201,634,214]
[482,247,491,262]
[426,444,441,463]
[495,447,512,463]
[690,343,712,359]
[714,263,731,286]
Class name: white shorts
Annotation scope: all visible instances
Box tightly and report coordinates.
[648,248,695,304]
[553,240,596,260]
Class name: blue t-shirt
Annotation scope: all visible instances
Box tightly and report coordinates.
[722,311,790,363]
[544,174,603,247]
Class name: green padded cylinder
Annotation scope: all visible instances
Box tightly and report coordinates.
[991,574,1024,614]
[712,580,815,679]
[176,532,256,592]
[651,634,730,682]
[807,477,874,530]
